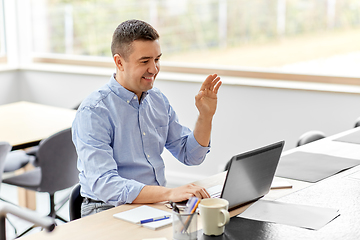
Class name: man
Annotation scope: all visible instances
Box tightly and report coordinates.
[72,19,222,217]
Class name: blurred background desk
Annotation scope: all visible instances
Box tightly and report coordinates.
[0,101,76,150]
[0,101,76,209]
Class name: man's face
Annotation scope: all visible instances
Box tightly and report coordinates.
[116,40,161,99]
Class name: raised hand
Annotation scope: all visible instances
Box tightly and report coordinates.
[195,74,222,118]
[192,74,222,147]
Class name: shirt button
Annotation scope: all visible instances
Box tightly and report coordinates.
[147,154,150,158]
[143,132,146,135]
[127,100,130,103]
[133,96,137,99]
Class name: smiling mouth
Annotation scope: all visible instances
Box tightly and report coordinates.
[143,76,154,81]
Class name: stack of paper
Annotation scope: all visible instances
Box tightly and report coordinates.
[113,205,172,230]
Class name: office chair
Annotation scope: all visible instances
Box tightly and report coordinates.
[354,117,360,128]
[69,183,83,221]
[2,128,79,237]
[73,102,81,111]
[0,142,12,181]
[223,160,231,172]
[296,130,326,147]
[3,150,35,172]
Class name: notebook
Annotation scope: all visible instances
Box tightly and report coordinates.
[207,140,285,210]
[113,205,172,230]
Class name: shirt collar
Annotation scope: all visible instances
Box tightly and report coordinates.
[108,73,149,104]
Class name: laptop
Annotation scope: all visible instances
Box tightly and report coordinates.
[207,140,285,211]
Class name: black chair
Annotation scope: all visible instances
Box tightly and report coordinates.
[354,117,360,128]
[296,130,326,147]
[69,183,83,221]
[0,142,11,177]
[0,142,11,181]
[2,128,79,237]
[224,160,231,172]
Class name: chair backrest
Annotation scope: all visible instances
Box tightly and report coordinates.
[296,130,326,147]
[0,142,12,182]
[355,116,360,128]
[224,160,231,172]
[36,128,79,194]
[69,183,83,221]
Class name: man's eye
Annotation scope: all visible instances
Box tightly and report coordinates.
[141,61,149,64]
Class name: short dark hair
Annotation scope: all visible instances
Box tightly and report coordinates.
[111,19,159,60]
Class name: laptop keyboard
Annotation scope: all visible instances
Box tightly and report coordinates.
[206,185,223,198]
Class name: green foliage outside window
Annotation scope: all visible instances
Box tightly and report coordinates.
[33,0,360,59]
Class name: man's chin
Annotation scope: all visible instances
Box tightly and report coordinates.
[143,84,154,92]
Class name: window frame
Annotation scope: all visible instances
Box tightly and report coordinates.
[0,0,6,61]
[32,54,360,87]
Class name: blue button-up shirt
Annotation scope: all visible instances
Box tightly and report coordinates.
[72,74,210,206]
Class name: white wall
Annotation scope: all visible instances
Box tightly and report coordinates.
[18,69,111,109]
[0,69,22,104]
[2,68,360,187]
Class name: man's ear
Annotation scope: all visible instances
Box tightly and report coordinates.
[114,54,125,71]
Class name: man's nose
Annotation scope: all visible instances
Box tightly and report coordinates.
[148,61,159,74]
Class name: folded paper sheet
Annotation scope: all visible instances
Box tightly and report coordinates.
[238,200,340,230]
[275,151,360,182]
[333,129,360,145]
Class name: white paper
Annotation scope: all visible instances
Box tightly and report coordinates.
[113,205,172,230]
[348,170,360,180]
[237,200,339,230]
[270,180,292,189]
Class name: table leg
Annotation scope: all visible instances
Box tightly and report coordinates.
[16,164,36,210]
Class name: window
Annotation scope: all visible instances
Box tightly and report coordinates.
[30,0,360,78]
[0,0,6,63]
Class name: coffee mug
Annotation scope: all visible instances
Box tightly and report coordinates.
[199,198,230,236]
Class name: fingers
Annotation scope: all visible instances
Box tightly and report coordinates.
[212,79,222,94]
[201,74,221,93]
[187,184,210,199]
[200,74,215,90]
[200,187,211,198]
[169,184,210,202]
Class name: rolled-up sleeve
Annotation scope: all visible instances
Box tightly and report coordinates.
[164,96,211,166]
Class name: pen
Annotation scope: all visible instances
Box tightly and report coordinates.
[184,197,199,214]
[137,215,171,224]
[182,197,200,233]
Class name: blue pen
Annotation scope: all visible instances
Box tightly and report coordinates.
[138,215,171,224]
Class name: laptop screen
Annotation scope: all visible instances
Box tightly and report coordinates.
[221,140,285,210]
